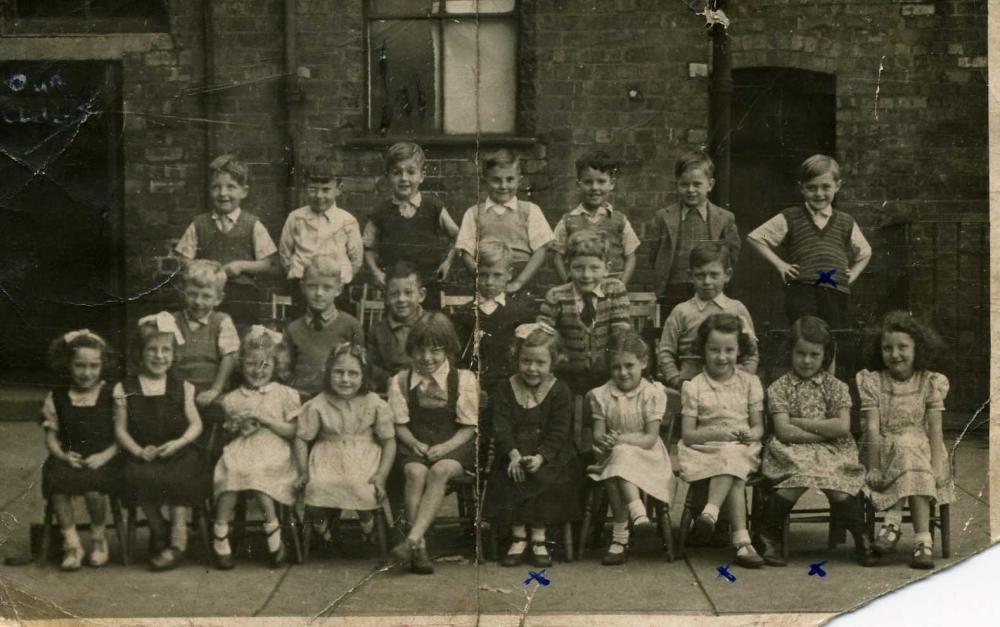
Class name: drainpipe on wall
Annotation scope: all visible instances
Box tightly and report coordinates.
[283,0,301,213]
[201,0,216,213]
[708,0,732,209]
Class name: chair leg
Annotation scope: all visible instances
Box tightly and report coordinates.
[781,518,790,562]
[231,493,247,555]
[196,506,212,561]
[126,505,138,563]
[653,501,674,562]
[109,497,128,566]
[678,489,693,558]
[282,505,303,564]
[301,513,312,562]
[578,483,597,559]
[939,503,951,558]
[37,498,54,566]
[374,509,389,563]
[562,522,574,562]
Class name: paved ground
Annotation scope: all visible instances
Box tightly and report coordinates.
[0,420,989,624]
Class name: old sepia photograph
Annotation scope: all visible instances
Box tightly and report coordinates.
[0,0,990,623]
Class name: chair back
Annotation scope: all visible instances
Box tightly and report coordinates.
[441,292,474,315]
[357,284,385,331]
[271,294,293,321]
[627,292,660,332]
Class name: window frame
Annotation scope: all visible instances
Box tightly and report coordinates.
[363,0,521,138]
[4,0,169,35]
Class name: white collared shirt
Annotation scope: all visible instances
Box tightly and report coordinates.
[454,196,554,257]
[478,292,506,315]
[279,204,363,282]
[747,204,872,262]
[387,361,480,427]
[572,282,605,316]
[551,203,641,256]
[181,310,240,355]
[173,207,278,261]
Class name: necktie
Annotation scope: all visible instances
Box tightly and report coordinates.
[311,315,325,331]
[581,292,597,327]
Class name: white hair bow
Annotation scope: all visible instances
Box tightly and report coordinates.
[63,329,104,345]
[514,322,556,340]
[138,311,186,345]
[247,325,283,345]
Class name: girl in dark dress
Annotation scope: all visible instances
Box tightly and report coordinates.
[40,329,122,571]
[486,322,581,568]
[114,312,206,571]
[388,313,479,574]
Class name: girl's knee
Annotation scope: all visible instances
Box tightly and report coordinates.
[428,461,461,481]
[824,490,850,504]
[404,464,428,482]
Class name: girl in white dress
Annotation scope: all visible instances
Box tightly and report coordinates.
[294,343,396,554]
[678,313,764,568]
[212,326,301,570]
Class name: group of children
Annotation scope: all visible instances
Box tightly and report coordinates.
[38,143,951,577]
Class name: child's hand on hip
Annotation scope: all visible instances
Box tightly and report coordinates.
[507,458,526,483]
[522,455,544,473]
[140,445,159,462]
[196,389,221,408]
[777,261,800,282]
[434,259,452,281]
[369,474,387,502]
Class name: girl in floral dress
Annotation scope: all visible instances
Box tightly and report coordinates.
[757,316,875,567]
[858,311,952,570]
[677,313,764,568]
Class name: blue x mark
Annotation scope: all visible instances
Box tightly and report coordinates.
[809,560,828,577]
[813,269,838,289]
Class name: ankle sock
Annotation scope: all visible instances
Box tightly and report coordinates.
[264,519,282,552]
[610,522,629,553]
[90,524,106,542]
[627,500,649,523]
[731,529,751,547]
[701,503,720,523]
[213,522,231,555]
[914,531,933,547]
[359,516,374,536]
[61,526,82,550]
[883,510,903,529]
[170,517,188,552]
[530,527,547,553]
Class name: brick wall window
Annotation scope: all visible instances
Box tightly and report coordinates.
[367,0,517,136]
[7,0,168,33]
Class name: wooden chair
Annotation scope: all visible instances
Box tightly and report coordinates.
[124,502,213,563]
[229,493,304,564]
[36,494,129,566]
[577,400,674,561]
[357,284,385,332]
[300,505,391,563]
[270,293,294,321]
[627,292,660,332]
[863,500,951,558]
[440,292,474,312]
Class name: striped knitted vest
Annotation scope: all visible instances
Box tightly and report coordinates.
[563,210,628,273]
[172,311,225,389]
[782,206,854,293]
[474,202,532,261]
[193,211,258,285]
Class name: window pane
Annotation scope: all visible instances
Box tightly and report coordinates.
[442,20,516,134]
[368,0,438,17]
[445,0,515,14]
[369,20,440,134]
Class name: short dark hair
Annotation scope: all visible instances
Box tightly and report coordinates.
[689,240,731,271]
[209,154,248,186]
[48,330,117,382]
[694,313,756,364]
[324,342,373,396]
[789,315,836,370]
[604,330,649,370]
[575,150,619,178]
[674,150,715,179]
[406,312,462,362]
[304,155,341,182]
[385,260,422,287]
[480,148,520,176]
[865,310,943,373]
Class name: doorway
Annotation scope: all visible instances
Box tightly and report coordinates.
[0,60,124,383]
[726,67,836,332]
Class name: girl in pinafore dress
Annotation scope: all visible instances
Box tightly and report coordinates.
[678,313,764,568]
[757,316,875,567]
[388,313,479,575]
[486,323,581,568]
[587,330,673,566]
[858,311,952,570]
[114,312,206,572]
[40,330,122,571]
[294,342,396,556]
[212,326,301,570]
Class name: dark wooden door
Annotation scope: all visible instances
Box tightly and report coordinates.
[726,68,836,333]
[0,61,124,382]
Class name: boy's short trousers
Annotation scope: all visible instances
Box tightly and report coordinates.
[783,283,850,330]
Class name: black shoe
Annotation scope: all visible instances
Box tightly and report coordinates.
[734,544,765,569]
[757,533,787,567]
[530,541,553,568]
[831,497,880,567]
[150,546,184,572]
[214,551,235,570]
[758,493,796,566]
[601,541,628,566]
[390,539,415,566]
[910,543,935,570]
[411,546,434,574]
[500,536,527,567]
[689,513,716,545]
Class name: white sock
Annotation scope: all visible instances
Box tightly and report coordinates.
[883,510,903,529]
[170,517,188,551]
[530,527,547,553]
[359,516,374,536]
[610,522,629,553]
[914,531,933,547]
[213,522,231,555]
[90,523,106,542]
[508,525,527,553]
[62,526,82,550]
[628,500,649,523]
[731,529,751,547]
[701,503,720,522]
[264,519,282,552]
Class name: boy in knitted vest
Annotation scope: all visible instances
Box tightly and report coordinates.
[551,151,641,287]
[747,154,872,330]
[173,155,277,328]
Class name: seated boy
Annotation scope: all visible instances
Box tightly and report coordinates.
[538,230,632,396]
[551,151,640,286]
[746,154,871,330]
[285,255,364,398]
[451,240,536,399]
[656,241,758,390]
[367,261,429,393]
[455,149,553,296]
[363,142,459,310]
[279,156,363,306]
[651,150,741,322]
[171,259,240,456]
[173,154,277,327]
